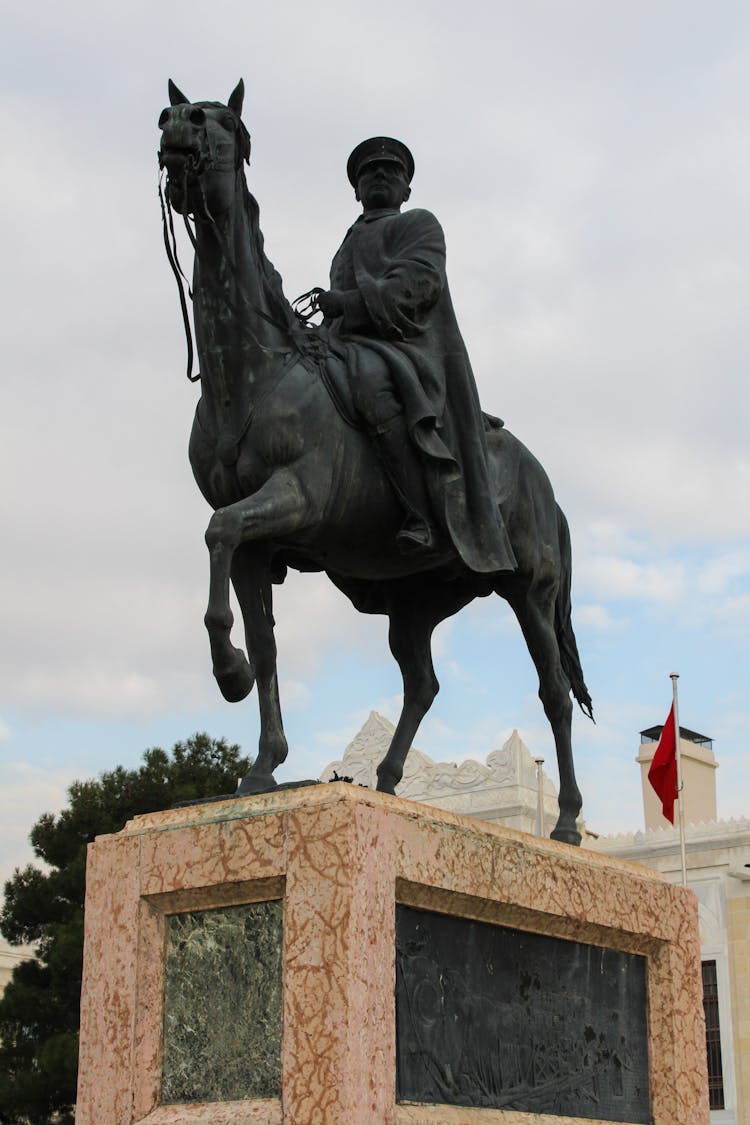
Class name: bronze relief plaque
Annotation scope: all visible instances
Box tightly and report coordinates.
[396,905,650,1121]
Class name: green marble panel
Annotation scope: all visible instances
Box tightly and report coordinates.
[161,899,282,1104]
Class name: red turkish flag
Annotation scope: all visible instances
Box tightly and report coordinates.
[648,704,678,824]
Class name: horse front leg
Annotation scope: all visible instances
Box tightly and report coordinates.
[376,582,470,795]
[376,605,439,795]
[377,580,476,795]
[203,469,309,705]
[205,531,256,704]
[230,549,287,794]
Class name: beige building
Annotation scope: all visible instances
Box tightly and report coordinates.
[590,726,750,1125]
[636,723,719,829]
[324,714,750,1125]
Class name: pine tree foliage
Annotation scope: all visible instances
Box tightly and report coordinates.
[0,734,249,1124]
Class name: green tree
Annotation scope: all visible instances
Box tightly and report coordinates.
[0,734,250,1125]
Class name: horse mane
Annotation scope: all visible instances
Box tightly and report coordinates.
[240,178,298,339]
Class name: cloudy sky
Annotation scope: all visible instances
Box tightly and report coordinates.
[1,1,748,883]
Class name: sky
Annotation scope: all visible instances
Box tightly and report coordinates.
[1,0,749,886]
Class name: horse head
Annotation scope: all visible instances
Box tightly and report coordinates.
[158,79,251,218]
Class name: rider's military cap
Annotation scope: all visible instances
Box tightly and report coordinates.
[347,137,415,187]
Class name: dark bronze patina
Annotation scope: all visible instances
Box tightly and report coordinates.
[395,906,650,1118]
[158,80,593,845]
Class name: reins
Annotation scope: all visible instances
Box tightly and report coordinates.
[159,167,298,387]
[158,112,300,385]
[157,113,361,433]
[158,170,198,381]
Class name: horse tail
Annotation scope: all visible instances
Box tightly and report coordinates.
[555,506,594,721]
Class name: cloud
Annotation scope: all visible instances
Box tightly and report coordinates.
[431,618,455,660]
[280,680,312,710]
[0,762,74,887]
[577,554,687,606]
[573,535,750,636]
[697,552,750,597]
[371,695,406,726]
[713,592,750,629]
[10,670,166,719]
[576,604,626,631]
[272,573,386,678]
[446,660,470,680]
[1,0,748,866]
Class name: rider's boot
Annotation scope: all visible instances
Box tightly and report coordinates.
[373,416,437,554]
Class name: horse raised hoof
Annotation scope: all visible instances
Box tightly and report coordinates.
[214,648,255,702]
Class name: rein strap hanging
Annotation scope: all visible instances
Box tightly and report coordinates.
[158,168,199,382]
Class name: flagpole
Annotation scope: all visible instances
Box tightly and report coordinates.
[671,673,688,887]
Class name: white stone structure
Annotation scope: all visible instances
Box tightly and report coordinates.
[321,711,561,836]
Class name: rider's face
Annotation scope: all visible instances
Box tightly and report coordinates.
[356,159,411,212]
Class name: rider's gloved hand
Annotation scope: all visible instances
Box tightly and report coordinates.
[318,289,345,318]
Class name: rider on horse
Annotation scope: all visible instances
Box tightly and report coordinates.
[317,137,516,574]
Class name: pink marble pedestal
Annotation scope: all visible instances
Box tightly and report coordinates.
[76,783,709,1125]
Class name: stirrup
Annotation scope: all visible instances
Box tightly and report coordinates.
[396,516,435,554]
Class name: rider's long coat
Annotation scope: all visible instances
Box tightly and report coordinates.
[326,206,516,574]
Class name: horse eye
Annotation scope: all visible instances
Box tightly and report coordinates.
[158,108,170,128]
[222,114,236,131]
[190,108,206,126]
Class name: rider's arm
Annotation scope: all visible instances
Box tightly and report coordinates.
[319,288,370,332]
[360,209,446,340]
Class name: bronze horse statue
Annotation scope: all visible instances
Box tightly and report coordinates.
[158,80,593,845]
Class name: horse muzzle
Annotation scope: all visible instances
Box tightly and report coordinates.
[159,142,206,181]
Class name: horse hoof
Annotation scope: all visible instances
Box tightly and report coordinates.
[376,776,398,796]
[215,652,255,702]
[236,773,278,796]
[550,824,582,847]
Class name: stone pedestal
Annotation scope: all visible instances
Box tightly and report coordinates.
[77,783,709,1124]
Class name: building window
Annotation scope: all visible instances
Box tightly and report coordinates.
[702,960,725,1110]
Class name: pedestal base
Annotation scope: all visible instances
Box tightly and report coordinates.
[77,783,709,1124]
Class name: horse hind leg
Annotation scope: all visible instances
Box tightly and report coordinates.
[508,583,582,846]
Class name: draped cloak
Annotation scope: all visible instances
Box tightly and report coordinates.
[325,206,516,574]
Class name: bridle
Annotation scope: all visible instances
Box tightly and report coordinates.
[158,101,251,174]
[158,106,298,385]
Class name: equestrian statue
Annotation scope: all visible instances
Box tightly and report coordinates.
[157,79,593,845]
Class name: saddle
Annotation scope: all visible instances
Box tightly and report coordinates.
[297,326,509,452]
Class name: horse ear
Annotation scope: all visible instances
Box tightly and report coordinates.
[168,79,189,106]
[228,79,245,117]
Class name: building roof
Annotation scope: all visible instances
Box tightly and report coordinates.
[640,724,713,747]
